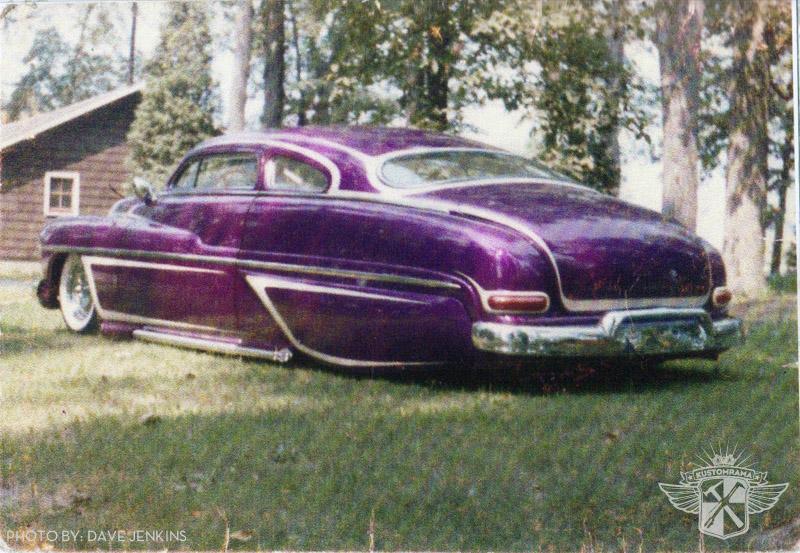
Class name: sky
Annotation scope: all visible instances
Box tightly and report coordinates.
[2,0,791,253]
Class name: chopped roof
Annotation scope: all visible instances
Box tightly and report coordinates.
[0,83,143,151]
[197,126,498,158]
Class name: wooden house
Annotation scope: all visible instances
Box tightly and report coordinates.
[0,84,142,260]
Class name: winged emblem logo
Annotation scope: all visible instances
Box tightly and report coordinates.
[659,446,788,539]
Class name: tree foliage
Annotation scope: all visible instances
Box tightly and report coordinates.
[527,8,644,193]
[126,2,219,185]
[4,5,121,122]
[468,1,651,193]
[277,0,650,193]
[278,0,401,126]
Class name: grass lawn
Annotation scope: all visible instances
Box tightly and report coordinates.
[0,276,797,551]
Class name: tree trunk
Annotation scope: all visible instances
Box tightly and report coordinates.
[228,0,253,131]
[769,140,791,274]
[261,0,285,129]
[722,0,770,297]
[287,0,306,126]
[128,2,137,85]
[603,0,624,193]
[65,4,94,104]
[656,0,703,231]
[407,0,450,131]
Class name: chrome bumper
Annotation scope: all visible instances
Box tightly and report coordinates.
[471,308,743,357]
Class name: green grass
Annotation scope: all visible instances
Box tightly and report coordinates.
[0,281,797,551]
[0,261,41,282]
[768,271,798,294]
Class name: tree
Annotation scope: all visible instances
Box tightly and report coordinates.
[655,0,703,230]
[527,13,636,193]
[261,0,285,128]
[5,28,73,120]
[698,1,793,283]
[4,5,121,122]
[281,0,400,126]
[475,1,649,193]
[721,0,771,297]
[602,0,627,189]
[126,2,218,185]
[128,2,137,85]
[228,0,254,131]
[764,1,793,275]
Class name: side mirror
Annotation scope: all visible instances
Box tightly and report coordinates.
[132,177,155,204]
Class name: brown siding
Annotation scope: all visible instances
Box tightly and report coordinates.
[0,95,138,260]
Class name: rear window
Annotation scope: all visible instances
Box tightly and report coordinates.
[380,150,562,189]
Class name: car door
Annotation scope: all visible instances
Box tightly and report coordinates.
[99,147,263,334]
[239,149,469,365]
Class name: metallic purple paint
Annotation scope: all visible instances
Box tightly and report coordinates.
[421,183,712,302]
[37,127,742,367]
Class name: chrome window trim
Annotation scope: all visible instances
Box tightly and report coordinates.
[168,151,260,193]
[373,147,587,193]
[199,135,584,196]
[245,275,435,367]
[177,138,342,192]
[264,144,341,191]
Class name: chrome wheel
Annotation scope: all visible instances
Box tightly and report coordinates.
[59,254,98,333]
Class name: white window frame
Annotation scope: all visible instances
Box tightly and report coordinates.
[43,171,80,217]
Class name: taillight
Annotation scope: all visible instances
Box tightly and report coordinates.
[486,292,550,314]
[712,286,732,307]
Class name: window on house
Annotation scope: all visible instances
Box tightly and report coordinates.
[44,171,80,216]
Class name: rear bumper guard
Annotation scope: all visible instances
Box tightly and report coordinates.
[472,308,743,357]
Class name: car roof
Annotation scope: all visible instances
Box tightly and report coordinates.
[195,126,500,158]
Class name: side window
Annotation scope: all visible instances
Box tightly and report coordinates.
[271,156,328,193]
[173,160,200,189]
[196,153,258,190]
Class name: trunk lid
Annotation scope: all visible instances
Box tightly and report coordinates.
[419,182,712,312]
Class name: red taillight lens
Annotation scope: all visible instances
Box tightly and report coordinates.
[712,286,732,307]
[486,293,550,313]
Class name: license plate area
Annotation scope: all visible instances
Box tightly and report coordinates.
[602,308,712,355]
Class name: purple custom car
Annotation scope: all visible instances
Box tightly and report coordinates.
[36,127,742,368]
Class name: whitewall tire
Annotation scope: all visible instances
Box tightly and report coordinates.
[59,254,99,333]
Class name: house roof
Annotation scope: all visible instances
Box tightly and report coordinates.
[0,83,143,151]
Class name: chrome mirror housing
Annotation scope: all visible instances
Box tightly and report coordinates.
[132,177,155,204]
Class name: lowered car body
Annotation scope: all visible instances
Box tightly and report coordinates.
[37,127,742,368]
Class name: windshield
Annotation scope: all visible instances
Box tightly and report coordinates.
[379,150,565,189]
